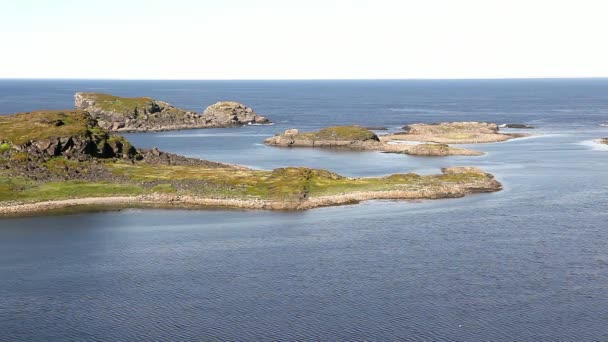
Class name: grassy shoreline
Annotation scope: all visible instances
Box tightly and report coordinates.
[0,181,500,216]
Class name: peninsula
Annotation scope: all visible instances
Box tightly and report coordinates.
[0,110,501,215]
[265,126,483,156]
[74,92,270,132]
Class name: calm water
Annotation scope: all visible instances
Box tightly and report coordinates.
[0,79,607,340]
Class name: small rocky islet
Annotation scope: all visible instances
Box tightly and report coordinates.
[265,122,527,156]
[382,122,525,144]
[0,98,503,215]
[265,126,483,156]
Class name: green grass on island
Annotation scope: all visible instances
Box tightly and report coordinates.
[0,162,491,204]
[0,110,91,145]
[77,92,187,117]
[289,126,380,142]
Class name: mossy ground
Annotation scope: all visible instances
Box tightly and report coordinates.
[80,92,186,117]
[292,126,379,142]
[0,143,11,153]
[0,158,490,205]
[0,110,91,145]
[81,93,155,115]
[0,173,143,202]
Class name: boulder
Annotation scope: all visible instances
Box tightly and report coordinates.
[202,101,270,126]
[284,129,299,135]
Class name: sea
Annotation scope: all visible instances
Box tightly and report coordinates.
[0,79,607,341]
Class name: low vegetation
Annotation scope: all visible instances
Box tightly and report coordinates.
[0,161,493,205]
[314,126,380,141]
[77,92,186,118]
[0,110,91,145]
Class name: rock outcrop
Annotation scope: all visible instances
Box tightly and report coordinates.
[382,122,524,144]
[0,110,136,161]
[202,101,270,126]
[265,126,483,156]
[74,93,270,132]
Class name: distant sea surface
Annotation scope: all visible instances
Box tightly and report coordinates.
[1,79,607,341]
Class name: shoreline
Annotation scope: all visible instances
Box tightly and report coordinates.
[0,184,500,217]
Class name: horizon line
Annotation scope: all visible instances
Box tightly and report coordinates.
[1,76,608,82]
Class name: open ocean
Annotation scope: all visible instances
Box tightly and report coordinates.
[1,79,607,341]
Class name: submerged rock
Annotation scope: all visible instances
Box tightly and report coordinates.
[502,123,535,129]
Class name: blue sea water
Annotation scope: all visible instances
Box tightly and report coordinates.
[0,79,607,341]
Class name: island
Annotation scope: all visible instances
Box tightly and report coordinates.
[0,111,501,215]
[265,126,483,156]
[598,138,608,145]
[74,92,270,132]
[382,122,525,144]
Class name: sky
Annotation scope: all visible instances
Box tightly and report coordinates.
[1,0,607,80]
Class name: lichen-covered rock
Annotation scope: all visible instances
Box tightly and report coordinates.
[265,126,379,148]
[0,110,136,162]
[74,93,271,132]
[284,128,299,135]
[383,121,523,144]
[441,166,489,175]
[405,122,499,135]
[202,101,270,126]
[405,143,452,156]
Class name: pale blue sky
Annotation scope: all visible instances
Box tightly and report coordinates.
[1,0,607,79]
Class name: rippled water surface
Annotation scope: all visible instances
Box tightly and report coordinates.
[1,79,607,340]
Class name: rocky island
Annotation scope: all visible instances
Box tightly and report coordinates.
[74,92,270,132]
[0,111,501,215]
[598,138,608,145]
[265,126,483,156]
[382,122,525,144]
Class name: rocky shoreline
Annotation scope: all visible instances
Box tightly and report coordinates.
[75,92,270,132]
[0,169,501,215]
[265,126,483,156]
